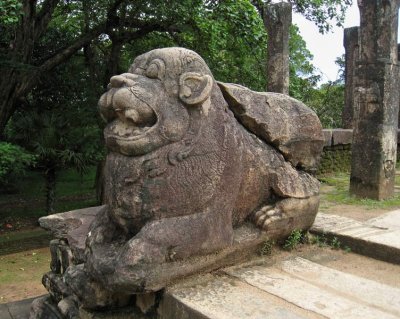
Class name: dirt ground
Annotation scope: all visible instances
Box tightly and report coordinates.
[0,247,50,304]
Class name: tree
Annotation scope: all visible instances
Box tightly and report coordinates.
[0,0,196,138]
[0,0,355,138]
[251,0,353,33]
[0,142,36,192]
[6,56,104,213]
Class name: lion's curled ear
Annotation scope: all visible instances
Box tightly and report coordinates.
[179,72,213,106]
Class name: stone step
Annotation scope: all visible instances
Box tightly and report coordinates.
[0,296,43,319]
[310,212,400,264]
[161,257,400,319]
[160,274,314,319]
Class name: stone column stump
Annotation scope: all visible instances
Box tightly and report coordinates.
[264,2,292,94]
[350,0,400,199]
[343,26,360,129]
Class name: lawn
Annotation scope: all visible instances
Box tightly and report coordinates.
[319,171,400,210]
[0,247,50,303]
[0,167,98,303]
[0,166,98,231]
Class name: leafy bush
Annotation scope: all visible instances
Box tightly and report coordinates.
[0,142,36,189]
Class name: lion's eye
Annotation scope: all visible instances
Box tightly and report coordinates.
[145,63,159,79]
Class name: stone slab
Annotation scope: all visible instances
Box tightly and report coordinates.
[7,299,34,319]
[225,262,399,319]
[160,274,311,319]
[332,129,352,145]
[39,206,105,262]
[131,223,271,292]
[79,306,147,319]
[322,129,332,147]
[39,205,105,239]
[0,303,12,319]
[163,255,400,319]
[311,213,400,264]
[366,209,400,230]
[0,296,44,319]
[280,257,400,316]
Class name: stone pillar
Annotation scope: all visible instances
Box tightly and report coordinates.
[350,0,400,200]
[342,27,360,128]
[264,2,292,94]
[398,43,400,126]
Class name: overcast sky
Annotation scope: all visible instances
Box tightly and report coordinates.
[292,3,360,83]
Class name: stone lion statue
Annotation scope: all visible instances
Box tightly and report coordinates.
[62,47,323,309]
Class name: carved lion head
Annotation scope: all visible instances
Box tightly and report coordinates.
[99,48,214,156]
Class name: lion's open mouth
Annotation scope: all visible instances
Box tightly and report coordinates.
[106,89,158,140]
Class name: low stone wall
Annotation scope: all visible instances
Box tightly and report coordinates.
[318,129,353,175]
[318,129,400,174]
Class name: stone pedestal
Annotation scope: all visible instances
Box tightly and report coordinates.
[350,0,400,200]
[264,2,292,94]
[342,27,360,129]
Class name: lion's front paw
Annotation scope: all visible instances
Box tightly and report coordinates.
[117,238,167,267]
[253,205,283,231]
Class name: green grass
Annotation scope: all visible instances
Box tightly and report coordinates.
[0,166,98,223]
[0,229,47,244]
[0,248,50,286]
[319,171,400,209]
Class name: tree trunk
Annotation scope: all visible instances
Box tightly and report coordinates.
[45,167,56,214]
[95,159,106,204]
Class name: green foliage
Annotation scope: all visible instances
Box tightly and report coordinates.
[283,229,304,250]
[260,238,275,256]
[0,142,36,188]
[251,0,353,33]
[0,0,22,25]
[289,0,353,33]
[318,145,351,175]
[319,172,400,209]
[331,237,341,249]
[0,167,97,221]
[6,52,104,175]
[175,0,268,91]
[300,81,345,128]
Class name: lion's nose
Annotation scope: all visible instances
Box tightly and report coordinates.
[110,74,138,88]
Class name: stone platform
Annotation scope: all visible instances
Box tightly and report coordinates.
[3,211,400,319]
[3,251,400,319]
[160,252,400,319]
[0,296,44,319]
[310,211,400,264]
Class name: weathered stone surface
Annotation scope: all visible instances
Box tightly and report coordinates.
[332,129,353,145]
[225,258,400,319]
[343,27,360,129]
[218,83,324,171]
[82,47,322,297]
[36,47,323,312]
[322,129,332,147]
[29,296,64,319]
[39,206,103,239]
[39,206,104,263]
[79,306,147,319]
[350,0,400,200]
[161,255,400,319]
[280,257,400,315]
[76,225,272,299]
[160,274,309,319]
[311,213,400,264]
[264,2,292,94]
[366,209,400,230]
